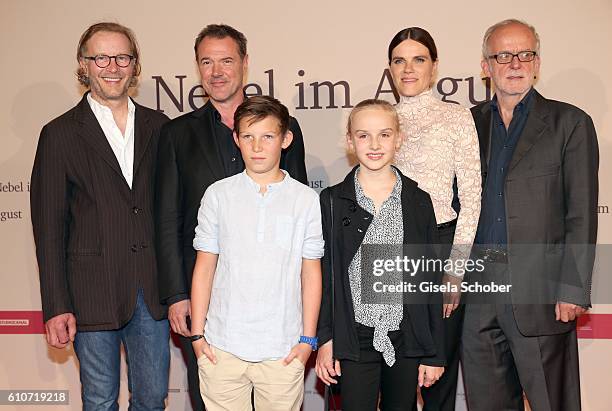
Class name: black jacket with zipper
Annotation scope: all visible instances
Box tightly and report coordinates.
[317,166,445,366]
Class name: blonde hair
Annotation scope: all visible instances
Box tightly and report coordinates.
[346,99,400,134]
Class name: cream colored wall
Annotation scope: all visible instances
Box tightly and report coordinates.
[1,0,610,409]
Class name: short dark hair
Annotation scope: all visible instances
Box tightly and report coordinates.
[194,24,247,60]
[76,22,141,87]
[387,27,438,64]
[234,96,290,135]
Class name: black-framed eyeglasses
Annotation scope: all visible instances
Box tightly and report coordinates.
[487,50,537,64]
[83,54,135,68]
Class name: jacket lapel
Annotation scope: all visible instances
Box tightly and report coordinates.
[132,102,153,178]
[190,102,226,182]
[75,94,124,179]
[474,102,493,173]
[508,91,548,171]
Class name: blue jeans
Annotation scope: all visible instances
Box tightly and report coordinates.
[73,290,170,411]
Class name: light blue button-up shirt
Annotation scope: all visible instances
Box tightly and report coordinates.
[193,170,324,361]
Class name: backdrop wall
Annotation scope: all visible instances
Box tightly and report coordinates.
[1,1,610,409]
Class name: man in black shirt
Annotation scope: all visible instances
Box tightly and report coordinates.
[154,24,307,410]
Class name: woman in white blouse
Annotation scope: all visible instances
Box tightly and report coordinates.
[388,27,481,411]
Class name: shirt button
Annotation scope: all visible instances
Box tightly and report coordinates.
[231,157,236,162]
[131,244,138,252]
[132,207,140,214]
[496,217,503,222]
[497,192,503,197]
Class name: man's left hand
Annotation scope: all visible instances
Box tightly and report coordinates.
[555,302,587,322]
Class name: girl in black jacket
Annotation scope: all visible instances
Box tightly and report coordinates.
[315,99,445,410]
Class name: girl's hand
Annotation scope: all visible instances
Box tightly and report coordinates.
[315,340,341,386]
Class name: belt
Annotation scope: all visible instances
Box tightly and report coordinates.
[437,219,457,230]
[475,247,508,264]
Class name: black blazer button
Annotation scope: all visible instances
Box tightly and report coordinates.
[131,244,138,252]
[349,204,357,212]
[342,217,351,226]
[132,207,140,214]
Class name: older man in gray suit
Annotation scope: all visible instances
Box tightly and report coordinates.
[463,19,598,411]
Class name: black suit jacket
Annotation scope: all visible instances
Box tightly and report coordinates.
[471,90,599,336]
[30,93,169,331]
[155,100,308,304]
[317,166,445,366]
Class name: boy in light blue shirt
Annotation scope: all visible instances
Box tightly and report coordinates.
[189,96,323,411]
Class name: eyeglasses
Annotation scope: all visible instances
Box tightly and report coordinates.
[83,54,135,68]
[487,51,537,64]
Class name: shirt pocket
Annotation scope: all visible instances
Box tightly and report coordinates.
[275,215,296,251]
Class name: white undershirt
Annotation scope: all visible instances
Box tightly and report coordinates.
[87,94,136,188]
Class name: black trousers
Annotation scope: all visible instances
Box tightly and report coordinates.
[178,333,206,411]
[461,262,581,411]
[340,326,420,411]
[414,223,464,411]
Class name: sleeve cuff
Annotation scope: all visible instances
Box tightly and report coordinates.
[303,239,325,260]
[193,237,219,254]
[165,293,189,306]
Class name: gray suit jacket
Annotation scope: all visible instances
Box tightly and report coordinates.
[471,89,599,336]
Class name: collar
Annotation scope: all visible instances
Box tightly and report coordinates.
[241,169,289,193]
[491,87,535,114]
[338,165,416,201]
[397,88,436,108]
[353,166,402,201]
[87,93,135,117]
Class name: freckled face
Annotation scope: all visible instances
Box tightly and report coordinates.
[233,116,293,177]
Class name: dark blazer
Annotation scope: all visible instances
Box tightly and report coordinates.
[471,90,599,336]
[155,100,308,304]
[30,93,169,331]
[317,166,445,366]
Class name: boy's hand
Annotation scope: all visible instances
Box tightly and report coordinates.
[192,338,217,364]
[315,340,341,386]
[283,343,312,367]
[418,364,444,388]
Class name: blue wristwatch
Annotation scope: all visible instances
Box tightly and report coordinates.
[299,335,318,351]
